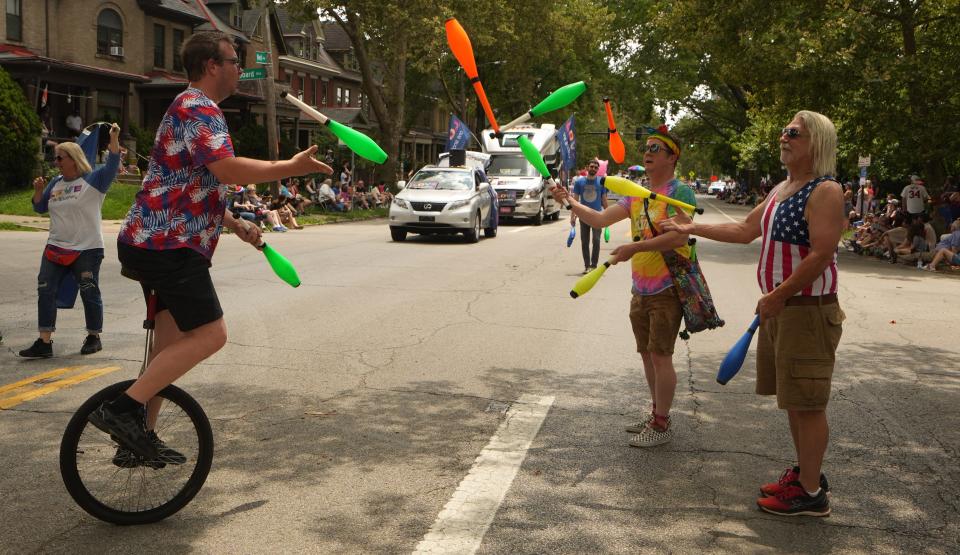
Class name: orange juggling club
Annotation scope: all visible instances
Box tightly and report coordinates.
[445,18,501,135]
[603,98,625,164]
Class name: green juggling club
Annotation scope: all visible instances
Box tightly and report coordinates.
[280,91,387,164]
[517,135,570,208]
[257,242,301,287]
[501,81,587,131]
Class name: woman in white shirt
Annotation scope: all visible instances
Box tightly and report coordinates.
[19,124,121,358]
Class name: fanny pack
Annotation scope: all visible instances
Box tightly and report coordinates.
[643,199,724,339]
[44,244,81,266]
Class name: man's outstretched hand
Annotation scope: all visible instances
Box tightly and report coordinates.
[291,145,333,176]
[661,210,695,235]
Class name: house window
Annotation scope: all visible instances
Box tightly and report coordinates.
[173,29,184,71]
[336,86,343,106]
[97,90,124,122]
[97,9,124,56]
[321,83,327,106]
[344,88,350,107]
[5,0,22,42]
[153,24,165,67]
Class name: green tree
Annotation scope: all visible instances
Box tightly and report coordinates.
[0,67,42,192]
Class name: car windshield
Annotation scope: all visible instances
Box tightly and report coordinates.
[487,156,538,177]
[407,170,473,191]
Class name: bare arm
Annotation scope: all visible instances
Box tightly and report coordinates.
[552,185,628,228]
[662,190,773,244]
[207,145,332,185]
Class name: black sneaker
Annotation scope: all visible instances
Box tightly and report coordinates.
[80,334,102,355]
[148,430,187,465]
[112,431,187,469]
[88,403,158,460]
[18,338,53,358]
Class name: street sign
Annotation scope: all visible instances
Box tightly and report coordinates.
[240,68,266,81]
[858,155,871,167]
[255,51,269,64]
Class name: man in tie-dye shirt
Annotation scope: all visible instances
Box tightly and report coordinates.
[552,125,695,448]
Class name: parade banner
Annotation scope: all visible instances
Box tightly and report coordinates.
[445,114,472,151]
[557,115,577,171]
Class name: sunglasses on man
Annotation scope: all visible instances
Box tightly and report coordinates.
[781,128,805,139]
[641,143,673,154]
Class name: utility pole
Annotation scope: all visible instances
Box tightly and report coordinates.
[262,0,279,196]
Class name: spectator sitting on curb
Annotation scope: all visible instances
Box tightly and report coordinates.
[239,185,287,232]
[856,214,891,254]
[878,216,909,260]
[924,219,960,272]
[317,178,344,211]
[889,222,929,264]
[267,192,303,229]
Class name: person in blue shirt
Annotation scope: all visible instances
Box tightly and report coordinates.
[571,159,608,273]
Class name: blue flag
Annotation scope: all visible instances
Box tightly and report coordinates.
[76,123,102,167]
[446,114,471,151]
[556,115,576,171]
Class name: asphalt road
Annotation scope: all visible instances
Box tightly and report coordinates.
[0,196,957,554]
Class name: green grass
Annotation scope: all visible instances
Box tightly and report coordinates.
[298,206,388,226]
[0,222,42,232]
[0,182,140,220]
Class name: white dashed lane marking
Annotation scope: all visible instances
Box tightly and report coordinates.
[413,394,554,554]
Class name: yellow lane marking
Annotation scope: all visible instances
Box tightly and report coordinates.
[0,366,86,396]
[0,366,121,410]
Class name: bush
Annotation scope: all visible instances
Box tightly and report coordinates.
[128,123,156,171]
[0,67,42,193]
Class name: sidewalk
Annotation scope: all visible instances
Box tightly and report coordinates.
[0,214,126,233]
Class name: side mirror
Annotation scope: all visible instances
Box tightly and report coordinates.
[396,180,406,190]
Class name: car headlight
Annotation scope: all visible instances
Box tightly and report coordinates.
[392,197,409,209]
[447,198,471,211]
[523,186,543,199]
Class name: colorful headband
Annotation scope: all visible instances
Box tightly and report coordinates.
[643,125,680,156]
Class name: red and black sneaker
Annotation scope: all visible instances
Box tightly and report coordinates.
[760,466,830,497]
[757,481,830,517]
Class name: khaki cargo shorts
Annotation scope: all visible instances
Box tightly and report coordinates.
[756,303,845,410]
[629,287,683,355]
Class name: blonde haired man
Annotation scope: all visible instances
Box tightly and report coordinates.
[664,111,845,517]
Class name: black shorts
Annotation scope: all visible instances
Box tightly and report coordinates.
[117,242,223,332]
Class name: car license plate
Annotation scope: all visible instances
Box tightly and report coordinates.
[419,215,435,222]
[499,206,513,214]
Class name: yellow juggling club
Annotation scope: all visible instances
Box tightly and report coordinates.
[570,256,617,299]
[603,176,704,215]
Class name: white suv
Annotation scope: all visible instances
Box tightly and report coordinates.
[389,166,498,243]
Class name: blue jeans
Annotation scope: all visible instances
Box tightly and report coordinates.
[37,248,104,334]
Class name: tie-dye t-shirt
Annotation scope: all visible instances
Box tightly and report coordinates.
[617,179,697,295]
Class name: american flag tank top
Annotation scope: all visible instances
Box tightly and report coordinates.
[757,177,839,295]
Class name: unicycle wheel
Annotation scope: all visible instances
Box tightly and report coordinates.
[59,380,214,525]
